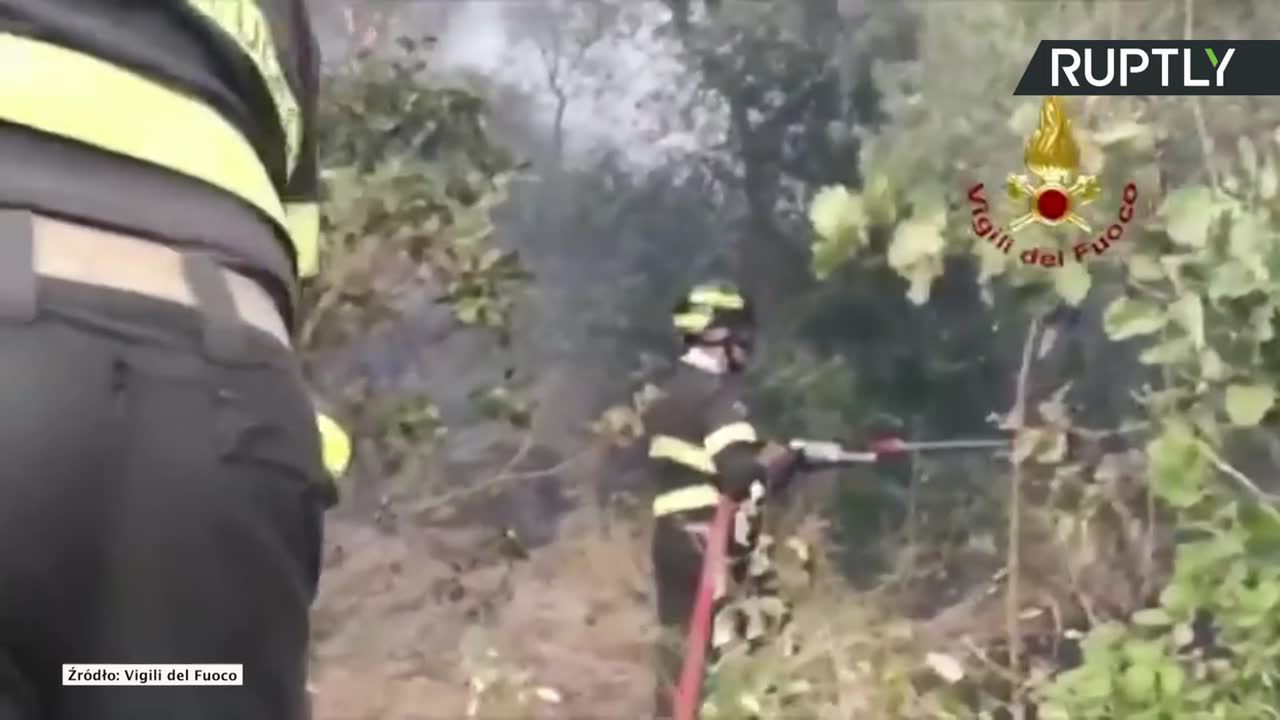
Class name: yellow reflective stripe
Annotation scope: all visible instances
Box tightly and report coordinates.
[649,435,716,475]
[186,0,301,175]
[704,421,757,456]
[316,412,351,477]
[689,287,744,309]
[653,484,720,516]
[286,202,320,278]
[0,34,309,273]
[673,311,712,332]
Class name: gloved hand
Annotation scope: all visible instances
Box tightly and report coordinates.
[865,413,908,461]
[715,441,797,502]
[869,436,908,457]
[756,440,800,490]
[869,437,911,490]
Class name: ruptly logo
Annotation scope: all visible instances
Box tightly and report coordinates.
[966,96,1139,268]
[1014,40,1280,96]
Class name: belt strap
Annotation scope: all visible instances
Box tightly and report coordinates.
[23,213,288,346]
[653,484,720,517]
[182,253,250,361]
[0,211,37,322]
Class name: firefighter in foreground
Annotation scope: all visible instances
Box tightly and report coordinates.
[643,282,805,719]
[0,2,346,718]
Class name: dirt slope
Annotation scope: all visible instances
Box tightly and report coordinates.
[310,515,656,720]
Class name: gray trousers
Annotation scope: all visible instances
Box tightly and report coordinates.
[0,257,330,718]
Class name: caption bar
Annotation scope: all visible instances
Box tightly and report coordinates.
[63,664,243,686]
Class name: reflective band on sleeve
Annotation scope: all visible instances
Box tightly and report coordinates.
[185,0,301,176]
[285,202,320,278]
[316,412,351,478]
[688,287,744,309]
[649,435,716,475]
[704,421,757,456]
[0,34,310,274]
[652,483,720,517]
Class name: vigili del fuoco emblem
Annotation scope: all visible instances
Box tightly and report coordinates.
[967,95,1139,268]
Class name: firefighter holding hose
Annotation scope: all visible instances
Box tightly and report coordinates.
[640,281,969,719]
[643,281,807,719]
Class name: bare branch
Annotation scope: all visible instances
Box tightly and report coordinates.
[1200,441,1280,503]
[1004,315,1042,719]
[409,436,590,516]
[1184,0,1221,190]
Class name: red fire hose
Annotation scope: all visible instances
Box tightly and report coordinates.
[668,436,1007,718]
[672,495,736,720]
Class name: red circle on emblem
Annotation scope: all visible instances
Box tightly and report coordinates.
[1036,188,1070,220]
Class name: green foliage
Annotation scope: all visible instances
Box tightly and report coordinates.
[1145,421,1208,510]
[1160,185,1227,249]
[798,1,1280,716]
[809,186,871,280]
[299,37,531,487]
[1053,262,1093,307]
[1040,138,1280,718]
[1103,298,1168,340]
[591,383,664,446]
[1225,385,1275,427]
[303,39,525,352]
[470,383,537,429]
[887,213,947,306]
[699,591,972,720]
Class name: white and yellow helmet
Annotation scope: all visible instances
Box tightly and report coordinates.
[672,281,755,345]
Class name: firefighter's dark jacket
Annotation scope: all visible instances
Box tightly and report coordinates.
[0,0,320,318]
[643,361,767,516]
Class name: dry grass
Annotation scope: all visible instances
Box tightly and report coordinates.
[310,512,658,720]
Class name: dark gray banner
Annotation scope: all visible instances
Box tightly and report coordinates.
[1013,40,1280,96]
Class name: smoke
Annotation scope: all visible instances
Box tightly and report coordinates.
[434,1,506,70]
[433,0,726,171]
